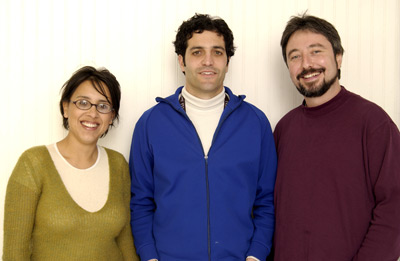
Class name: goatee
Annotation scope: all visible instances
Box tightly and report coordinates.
[296,68,339,98]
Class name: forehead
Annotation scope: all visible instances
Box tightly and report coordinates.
[186,30,225,49]
[287,30,332,53]
[72,80,111,99]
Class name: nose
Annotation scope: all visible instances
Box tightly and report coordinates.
[87,104,99,116]
[301,54,313,69]
[202,52,213,66]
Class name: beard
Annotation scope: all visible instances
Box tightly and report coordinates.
[295,68,339,98]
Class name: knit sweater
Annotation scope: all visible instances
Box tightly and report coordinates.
[3,146,139,261]
[273,87,400,260]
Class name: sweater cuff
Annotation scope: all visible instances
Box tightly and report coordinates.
[247,241,270,261]
[138,244,158,261]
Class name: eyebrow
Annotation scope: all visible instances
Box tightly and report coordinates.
[309,43,326,49]
[75,95,110,103]
[189,46,226,51]
[287,43,327,58]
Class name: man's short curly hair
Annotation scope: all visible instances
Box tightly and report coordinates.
[173,13,236,64]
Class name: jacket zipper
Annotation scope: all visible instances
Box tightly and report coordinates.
[171,106,212,259]
[204,155,211,261]
[203,110,235,261]
[163,98,242,261]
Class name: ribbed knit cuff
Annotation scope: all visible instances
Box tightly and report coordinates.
[138,244,158,261]
[247,241,270,261]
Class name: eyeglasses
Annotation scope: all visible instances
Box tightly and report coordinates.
[72,99,113,114]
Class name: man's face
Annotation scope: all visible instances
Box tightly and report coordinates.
[179,30,229,99]
[286,30,342,98]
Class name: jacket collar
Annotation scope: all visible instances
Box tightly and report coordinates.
[156,86,246,113]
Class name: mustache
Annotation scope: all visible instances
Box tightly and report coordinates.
[197,67,218,73]
[297,68,325,80]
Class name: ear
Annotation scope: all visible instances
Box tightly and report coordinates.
[62,101,69,118]
[178,55,185,73]
[109,111,115,125]
[336,53,343,69]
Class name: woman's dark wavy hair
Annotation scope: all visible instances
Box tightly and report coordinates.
[59,66,121,137]
[173,13,236,65]
[281,13,344,65]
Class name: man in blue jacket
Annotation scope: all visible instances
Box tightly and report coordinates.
[129,13,277,261]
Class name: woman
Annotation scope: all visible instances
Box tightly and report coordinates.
[3,66,139,260]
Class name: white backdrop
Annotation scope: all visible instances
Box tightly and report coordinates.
[1,0,399,255]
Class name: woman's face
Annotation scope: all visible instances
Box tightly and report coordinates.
[62,80,114,146]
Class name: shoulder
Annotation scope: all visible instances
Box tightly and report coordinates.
[103,147,130,181]
[275,106,302,130]
[244,102,271,123]
[135,101,175,129]
[104,147,127,165]
[135,91,183,134]
[10,145,50,191]
[17,145,52,169]
[20,145,49,158]
[346,91,394,128]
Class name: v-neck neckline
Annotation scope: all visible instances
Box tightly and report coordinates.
[45,145,112,214]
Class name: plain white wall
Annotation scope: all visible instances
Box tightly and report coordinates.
[1,0,399,255]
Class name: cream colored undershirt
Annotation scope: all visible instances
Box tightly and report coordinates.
[182,87,225,155]
[46,144,109,212]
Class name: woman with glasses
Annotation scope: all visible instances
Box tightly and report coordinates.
[3,66,139,260]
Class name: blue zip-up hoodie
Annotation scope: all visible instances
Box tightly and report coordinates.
[129,87,277,261]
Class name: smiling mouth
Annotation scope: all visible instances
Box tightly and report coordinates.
[200,71,216,75]
[303,72,321,79]
[82,121,99,128]
[297,69,324,80]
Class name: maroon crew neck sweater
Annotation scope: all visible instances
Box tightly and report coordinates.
[273,87,400,261]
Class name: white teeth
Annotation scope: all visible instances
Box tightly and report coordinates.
[82,122,98,128]
[201,72,214,75]
[304,72,320,79]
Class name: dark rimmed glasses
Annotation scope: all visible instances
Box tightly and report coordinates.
[72,99,113,114]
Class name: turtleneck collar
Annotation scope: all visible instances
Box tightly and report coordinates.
[181,87,225,111]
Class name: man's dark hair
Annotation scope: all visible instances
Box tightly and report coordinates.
[281,13,344,65]
[59,66,121,137]
[173,13,235,65]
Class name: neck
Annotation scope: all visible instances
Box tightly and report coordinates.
[182,87,225,110]
[56,137,98,169]
[304,81,341,107]
[184,85,224,100]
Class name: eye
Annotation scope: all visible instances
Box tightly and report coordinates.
[290,55,300,61]
[215,50,223,55]
[77,99,90,108]
[192,50,202,56]
[97,103,112,113]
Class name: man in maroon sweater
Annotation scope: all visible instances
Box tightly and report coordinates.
[273,14,400,260]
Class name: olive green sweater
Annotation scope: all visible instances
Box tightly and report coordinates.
[3,146,139,260]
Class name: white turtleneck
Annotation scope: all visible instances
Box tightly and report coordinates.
[181,87,225,155]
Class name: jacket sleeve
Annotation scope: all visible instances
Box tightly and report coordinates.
[129,114,159,261]
[353,118,400,260]
[3,151,41,260]
[247,120,277,260]
[116,158,140,261]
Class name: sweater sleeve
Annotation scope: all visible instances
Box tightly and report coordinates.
[129,114,159,261]
[3,151,41,260]
[116,158,140,261]
[247,118,277,260]
[353,118,400,260]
